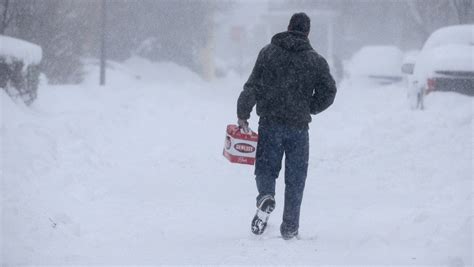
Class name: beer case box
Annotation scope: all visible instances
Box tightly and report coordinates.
[223,124,258,165]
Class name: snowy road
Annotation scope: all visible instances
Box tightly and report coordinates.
[2,59,472,265]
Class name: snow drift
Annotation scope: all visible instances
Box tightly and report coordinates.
[1,58,472,265]
[0,35,42,66]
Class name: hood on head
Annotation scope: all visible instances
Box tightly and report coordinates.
[271,31,312,52]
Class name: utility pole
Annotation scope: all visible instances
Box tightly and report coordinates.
[100,0,107,86]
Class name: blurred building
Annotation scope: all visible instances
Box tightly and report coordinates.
[213,1,339,78]
[284,0,466,60]
[212,0,466,80]
[261,9,338,70]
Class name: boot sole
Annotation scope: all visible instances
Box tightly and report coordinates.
[251,197,275,235]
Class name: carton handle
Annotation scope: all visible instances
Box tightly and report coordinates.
[239,126,254,135]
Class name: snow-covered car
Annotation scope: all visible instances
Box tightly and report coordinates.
[346,45,403,86]
[411,25,474,96]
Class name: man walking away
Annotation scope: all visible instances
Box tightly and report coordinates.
[236,13,337,240]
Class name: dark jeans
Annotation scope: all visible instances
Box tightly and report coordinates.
[255,122,309,232]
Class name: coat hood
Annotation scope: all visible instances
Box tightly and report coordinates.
[271,31,313,52]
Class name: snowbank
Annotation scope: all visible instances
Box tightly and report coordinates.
[0,35,42,65]
[1,57,472,265]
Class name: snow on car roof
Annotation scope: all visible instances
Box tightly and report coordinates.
[0,35,42,65]
[423,24,474,50]
[353,46,403,61]
[349,45,403,76]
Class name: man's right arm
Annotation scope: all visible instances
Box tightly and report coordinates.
[310,57,337,115]
[237,48,266,120]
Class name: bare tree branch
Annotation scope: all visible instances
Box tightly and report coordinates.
[0,0,10,34]
[406,0,423,25]
[450,0,473,23]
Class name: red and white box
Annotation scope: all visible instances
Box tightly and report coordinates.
[223,124,258,165]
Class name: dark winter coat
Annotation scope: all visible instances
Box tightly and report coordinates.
[237,31,337,128]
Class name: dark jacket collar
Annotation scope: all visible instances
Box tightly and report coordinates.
[271,31,312,52]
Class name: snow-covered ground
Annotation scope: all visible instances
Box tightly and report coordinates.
[1,58,472,265]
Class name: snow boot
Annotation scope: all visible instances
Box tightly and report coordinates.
[251,195,276,235]
[281,229,298,240]
[280,223,298,240]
